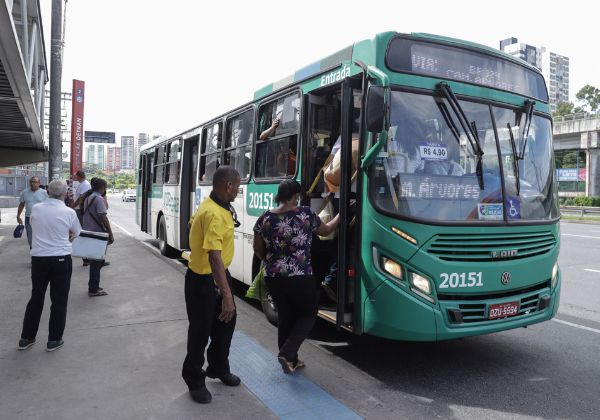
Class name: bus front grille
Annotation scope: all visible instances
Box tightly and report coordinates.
[425,231,556,262]
[441,283,552,325]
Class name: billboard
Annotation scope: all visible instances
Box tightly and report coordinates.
[85,131,116,144]
[70,80,85,174]
[557,168,587,182]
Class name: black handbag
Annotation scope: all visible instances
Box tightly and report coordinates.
[13,224,24,238]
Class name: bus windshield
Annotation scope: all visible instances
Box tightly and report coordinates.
[370,90,559,222]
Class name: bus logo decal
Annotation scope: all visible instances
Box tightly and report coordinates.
[491,249,518,259]
[501,272,511,285]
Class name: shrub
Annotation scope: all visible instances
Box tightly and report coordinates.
[570,196,600,207]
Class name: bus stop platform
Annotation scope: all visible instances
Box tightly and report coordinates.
[0,206,364,420]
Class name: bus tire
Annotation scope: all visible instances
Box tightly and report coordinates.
[158,216,177,258]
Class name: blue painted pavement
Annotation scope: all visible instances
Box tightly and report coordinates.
[229,332,362,420]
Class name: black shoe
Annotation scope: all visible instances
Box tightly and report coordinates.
[18,338,36,350]
[207,372,241,386]
[102,261,110,267]
[189,386,212,404]
[46,339,64,352]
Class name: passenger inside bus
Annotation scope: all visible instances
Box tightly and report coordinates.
[258,97,299,177]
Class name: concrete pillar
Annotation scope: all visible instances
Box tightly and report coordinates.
[589,149,600,197]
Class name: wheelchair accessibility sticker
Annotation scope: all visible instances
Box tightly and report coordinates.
[506,197,521,219]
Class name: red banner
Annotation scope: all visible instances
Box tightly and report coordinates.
[70,80,85,175]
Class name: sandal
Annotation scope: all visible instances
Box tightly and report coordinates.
[278,356,296,374]
[294,359,306,369]
[88,290,108,297]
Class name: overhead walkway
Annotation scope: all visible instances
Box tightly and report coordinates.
[0,0,48,166]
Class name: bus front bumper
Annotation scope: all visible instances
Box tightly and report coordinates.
[362,272,561,342]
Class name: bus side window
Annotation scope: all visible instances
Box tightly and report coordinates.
[200,122,222,183]
[255,92,300,179]
[153,144,166,185]
[165,139,181,184]
[224,109,254,181]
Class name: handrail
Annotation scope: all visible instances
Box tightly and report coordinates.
[560,206,600,217]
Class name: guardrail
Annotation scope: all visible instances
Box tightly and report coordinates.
[560,206,600,217]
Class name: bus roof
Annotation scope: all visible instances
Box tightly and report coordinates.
[253,31,544,101]
[140,31,546,154]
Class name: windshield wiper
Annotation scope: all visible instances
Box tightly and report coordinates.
[437,82,485,189]
[518,100,535,160]
[506,122,521,196]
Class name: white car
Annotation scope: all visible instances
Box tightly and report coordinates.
[122,189,136,202]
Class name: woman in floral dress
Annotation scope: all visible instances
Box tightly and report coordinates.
[253,179,339,373]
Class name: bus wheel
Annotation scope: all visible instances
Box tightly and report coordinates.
[260,284,279,327]
[158,216,177,258]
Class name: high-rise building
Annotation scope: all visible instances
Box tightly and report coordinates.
[84,131,115,170]
[121,136,135,170]
[499,37,569,113]
[135,133,150,158]
[107,147,122,172]
[86,144,105,170]
[541,52,570,112]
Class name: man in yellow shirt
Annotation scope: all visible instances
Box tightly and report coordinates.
[182,166,241,404]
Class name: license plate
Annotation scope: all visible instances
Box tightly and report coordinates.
[488,301,520,319]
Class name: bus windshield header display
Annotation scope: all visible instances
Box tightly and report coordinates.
[386,38,549,102]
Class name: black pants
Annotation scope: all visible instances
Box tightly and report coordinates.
[265,275,318,363]
[89,259,104,292]
[21,255,72,342]
[182,269,236,391]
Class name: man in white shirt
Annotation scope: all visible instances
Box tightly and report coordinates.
[18,179,81,352]
[71,170,91,223]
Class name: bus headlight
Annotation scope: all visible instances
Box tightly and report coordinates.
[410,273,432,296]
[382,257,403,281]
[551,262,559,289]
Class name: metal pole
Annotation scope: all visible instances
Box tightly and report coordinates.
[49,0,63,180]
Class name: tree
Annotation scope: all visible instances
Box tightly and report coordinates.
[554,102,575,117]
[575,85,600,113]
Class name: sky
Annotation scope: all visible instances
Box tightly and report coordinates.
[40,0,599,142]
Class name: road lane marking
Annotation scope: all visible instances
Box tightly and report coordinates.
[561,233,600,239]
[112,221,133,237]
[230,332,362,419]
[553,318,600,335]
[584,269,600,273]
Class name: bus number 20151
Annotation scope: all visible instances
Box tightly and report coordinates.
[249,192,274,210]
[439,272,483,289]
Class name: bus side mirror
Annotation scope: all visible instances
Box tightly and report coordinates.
[365,86,386,132]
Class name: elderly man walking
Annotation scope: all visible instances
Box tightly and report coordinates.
[16,176,48,248]
[18,179,81,352]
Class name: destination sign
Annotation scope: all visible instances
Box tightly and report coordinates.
[396,174,481,200]
[386,37,548,102]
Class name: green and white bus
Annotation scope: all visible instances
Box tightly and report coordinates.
[137,31,561,341]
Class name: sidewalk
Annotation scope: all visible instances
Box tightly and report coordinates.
[0,216,276,419]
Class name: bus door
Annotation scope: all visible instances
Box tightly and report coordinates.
[179,136,199,250]
[141,153,153,234]
[336,79,363,329]
[304,77,363,330]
